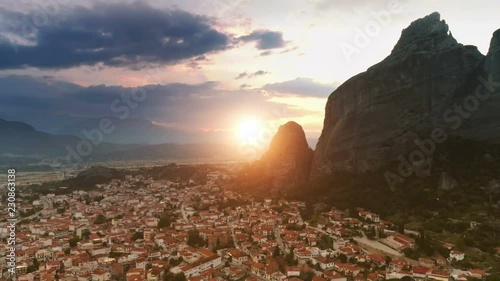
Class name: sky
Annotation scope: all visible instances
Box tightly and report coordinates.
[0,0,499,147]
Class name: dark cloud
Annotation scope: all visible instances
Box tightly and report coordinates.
[235,70,269,80]
[240,84,251,89]
[250,70,269,77]
[235,72,248,79]
[0,75,311,132]
[239,30,287,50]
[0,3,231,69]
[263,77,336,97]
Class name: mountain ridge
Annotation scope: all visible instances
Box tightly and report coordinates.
[313,12,500,173]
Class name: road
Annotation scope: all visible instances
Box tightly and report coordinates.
[228,221,243,251]
[274,225,286,253]
[18,199,50,223]
[180,202,189,223]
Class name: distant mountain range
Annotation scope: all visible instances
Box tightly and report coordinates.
[54,117,228,145]
[0,118,241,165]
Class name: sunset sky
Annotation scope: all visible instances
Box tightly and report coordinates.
[0,0,499,146]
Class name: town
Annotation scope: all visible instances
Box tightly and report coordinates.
[0,167,495,281]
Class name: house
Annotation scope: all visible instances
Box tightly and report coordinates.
[453,274,468,281]
[412,267,431,279]
[427,269,450,281]
[285,267,300,277]
[335,263,362,277]
[313,257,335,270]
[126,268,145,279]
[78,272,92,281]
[228,266,247,281]
[147,267,164,281]
[180,254,222,278]
[385,233,415,251]
[327,272,347,281]
[358,211,380,222]
[435,256,447,266]
[250,262,265,277]
[229,249,249,265]
[313,276,328,281]
[418,258,435,268]
[448,250,464,262]
[367,254,385,267]
[468,269,487,279]
[294,249,312,264]
[92,269,111,281]
[386,271,412,280]
[388,259,408,272]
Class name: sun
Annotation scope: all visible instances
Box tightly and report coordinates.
[238,119,262,144]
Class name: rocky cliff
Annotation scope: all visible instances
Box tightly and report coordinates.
[261,121,313,187]
[314,12,500,173]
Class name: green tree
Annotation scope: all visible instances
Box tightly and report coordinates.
[94,214,107,225]
[69,237,80,247]
[273,246,281,257]
[299,271,314,281]
[398,219,405,234]
[158,213,174,228]
[132,231,144,241]
[486,274,500,281]
[338,253,348,263]
[187,230,205,247]
[164,272,187,281]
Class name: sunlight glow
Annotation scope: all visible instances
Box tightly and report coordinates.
[238,118,262,144]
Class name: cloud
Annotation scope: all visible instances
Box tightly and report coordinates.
[235,70,269,80]
[250,70,269,77]
[263,77,336,97]
[0,2,231,70]
[239,30,287,50]
[235,72,248,79]
[0,75,311,132]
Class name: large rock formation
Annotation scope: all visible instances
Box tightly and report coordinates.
[261,121,313,187]
[314,12,500,173]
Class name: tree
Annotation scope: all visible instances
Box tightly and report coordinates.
[299,271,314,281]
[338,253,348,263]
[367,226,376,240]
[486,274,500,281]
[94,214,107,225]
[164,272,186,281]
[385,256,392,265]
[132,231,144,241]
[285,250,297,266]
[81,229,91,240]
[398,219,405,234]
[69,237,80,247]
[273,246,281,257]
[158,213,174,228]
[187,230,205,247]
[378,228,386,238]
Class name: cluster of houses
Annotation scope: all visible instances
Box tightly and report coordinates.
[0,167,495,281]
